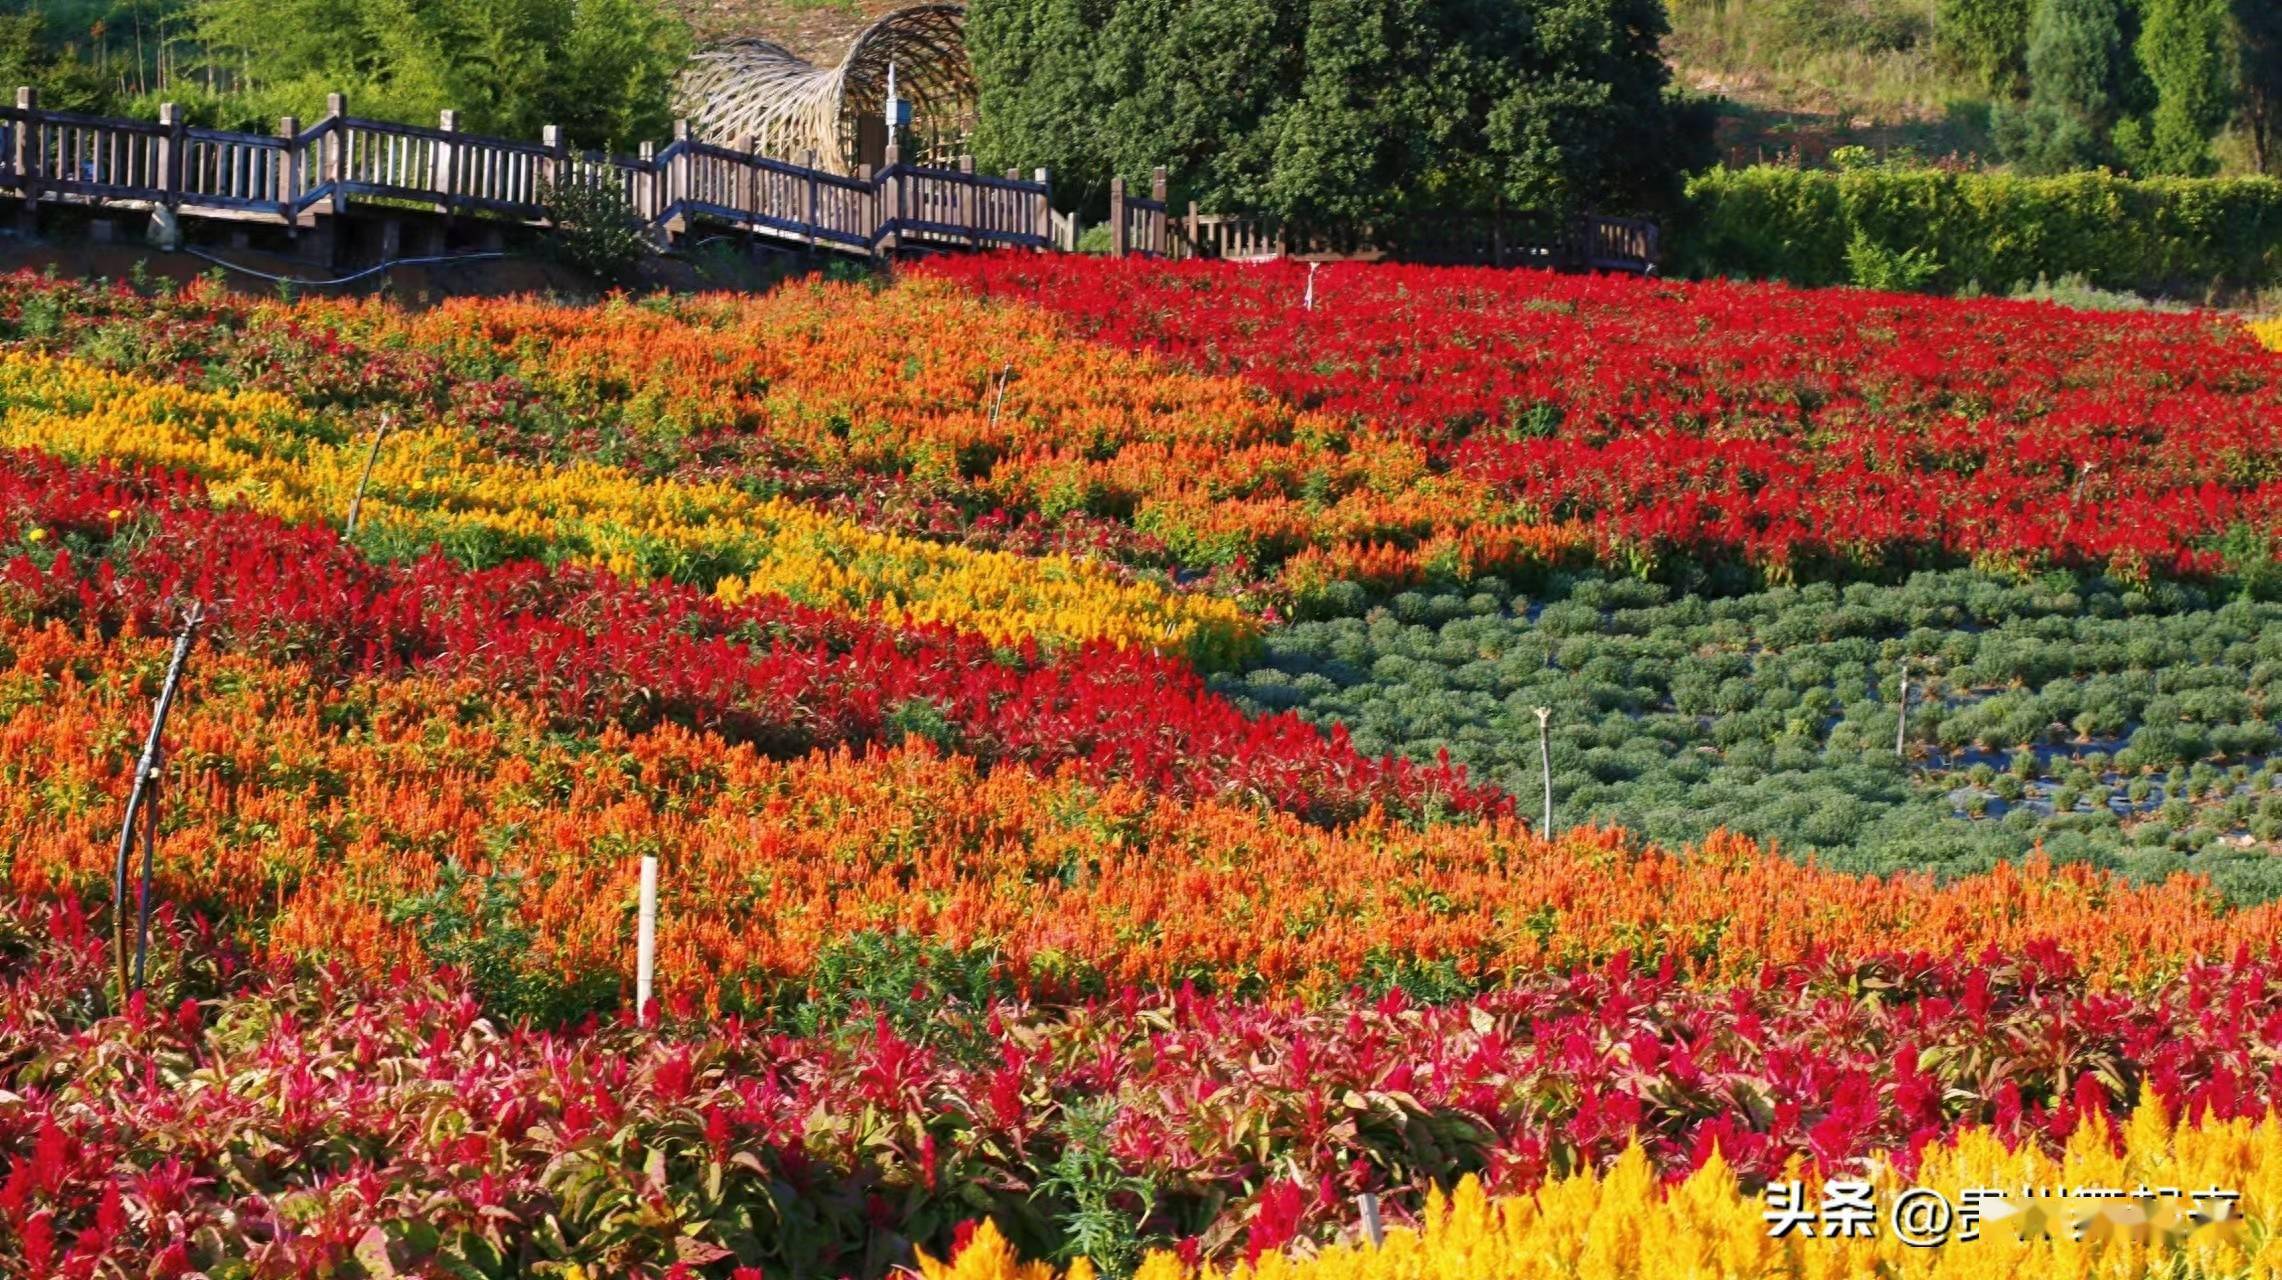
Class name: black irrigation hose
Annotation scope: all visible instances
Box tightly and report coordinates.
[174,246,510,288]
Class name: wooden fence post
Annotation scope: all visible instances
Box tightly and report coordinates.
[1186,200,1199,260]
[1108,175,1126,258]
[154,101,182,210]
[1150,165,1168,256]
[958,153,976,247]
[434,109,459,219]
[735,134,755,242]
[1033,167,1051,250]
[14,87,39,237]
[668,119,691,235]
[880,141,901,256]
[276,116,299,224]
[806,150,821,250]
[638,140,657,226]
[540,124,565,209]
[323,93,347,214]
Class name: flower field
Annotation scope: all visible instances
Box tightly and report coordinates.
[3,261,2282,1276]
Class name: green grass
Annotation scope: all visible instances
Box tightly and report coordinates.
[1666,0,1997,164]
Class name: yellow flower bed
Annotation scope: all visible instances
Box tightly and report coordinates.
[0,354,1254,661]
[2252,318,2282,353]
[920,1100,2282,1279]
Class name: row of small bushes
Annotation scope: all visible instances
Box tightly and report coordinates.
[1677,166,2282,296]
[1218,568,2282,900]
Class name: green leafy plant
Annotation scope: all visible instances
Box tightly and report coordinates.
[383,859,614,1025]
[1035,1097,1157,1278]
[1846,229,1945,291]
[540,174,652,286]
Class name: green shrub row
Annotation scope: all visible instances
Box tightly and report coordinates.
[1221,569,2282,902]
[1678,165,2282,295]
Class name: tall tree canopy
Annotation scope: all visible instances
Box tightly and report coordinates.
[969,0,1712,225]
[2134,0,2236,174]
[1993,0,2138,171]
[2235,0,2282,173]
[181,0,687,146]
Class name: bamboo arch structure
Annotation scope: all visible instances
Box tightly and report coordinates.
[677,4,976,174]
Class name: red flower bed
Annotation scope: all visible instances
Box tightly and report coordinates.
[5,894,2279,1277]
[0,450,1498,823]
[928,255,2282,577]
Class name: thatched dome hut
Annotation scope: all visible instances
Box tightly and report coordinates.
[677,4,976,173]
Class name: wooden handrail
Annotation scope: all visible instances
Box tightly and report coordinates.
[0,87,1059,264]
[0,86,1652,274]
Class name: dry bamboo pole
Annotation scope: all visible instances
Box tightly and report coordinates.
[343,411,392,540]
[635,854,658,1026]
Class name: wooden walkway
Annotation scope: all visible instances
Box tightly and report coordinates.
[0,86,1661,274]
[0,88,1057,260]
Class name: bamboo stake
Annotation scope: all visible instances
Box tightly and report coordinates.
[635,854,658,1026]
[111,602,203,999]
[1896,660,1910,758]
[343,411,393,541]
[1534,706,1554,837]
[986,363,1012,429]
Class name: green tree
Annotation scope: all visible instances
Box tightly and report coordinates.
[1994,0,2131,172]
[1937,0,2035,92]
[2234,0,2282,172]
[180,0,685,146]
[968,0,1120,210]
[2128,0,2236,174]
[971,0,1709,228]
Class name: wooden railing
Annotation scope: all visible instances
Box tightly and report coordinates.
[0,87,1054,260]
[1108,168,1172,259]
[1109,167,1661,275]
[0,85,1658,274]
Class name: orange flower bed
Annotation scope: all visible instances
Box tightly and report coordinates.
[10,617,2273,1012]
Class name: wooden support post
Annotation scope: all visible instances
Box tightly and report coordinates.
[880,141,901,256]
[1033,167,1051,250]
[154,101,182,210]
[540,125,565,211]
[734,135,755,240]
[1108,175,1126,258]
[958,154,976,247]
[1150,166,1168,256]
[323,93,347,214]
[806,150,821,250]
[1186,200,1200,260]
[14,88,39,237]
[434,109,459,219]
[638,141,657,227]
[276,116,299,226]
[667,119,691,238]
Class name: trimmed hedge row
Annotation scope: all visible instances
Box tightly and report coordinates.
[1678,166,2282,295]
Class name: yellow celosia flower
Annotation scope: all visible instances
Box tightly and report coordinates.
[2251,318,2282,353]
[918,1099,2282,1279]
